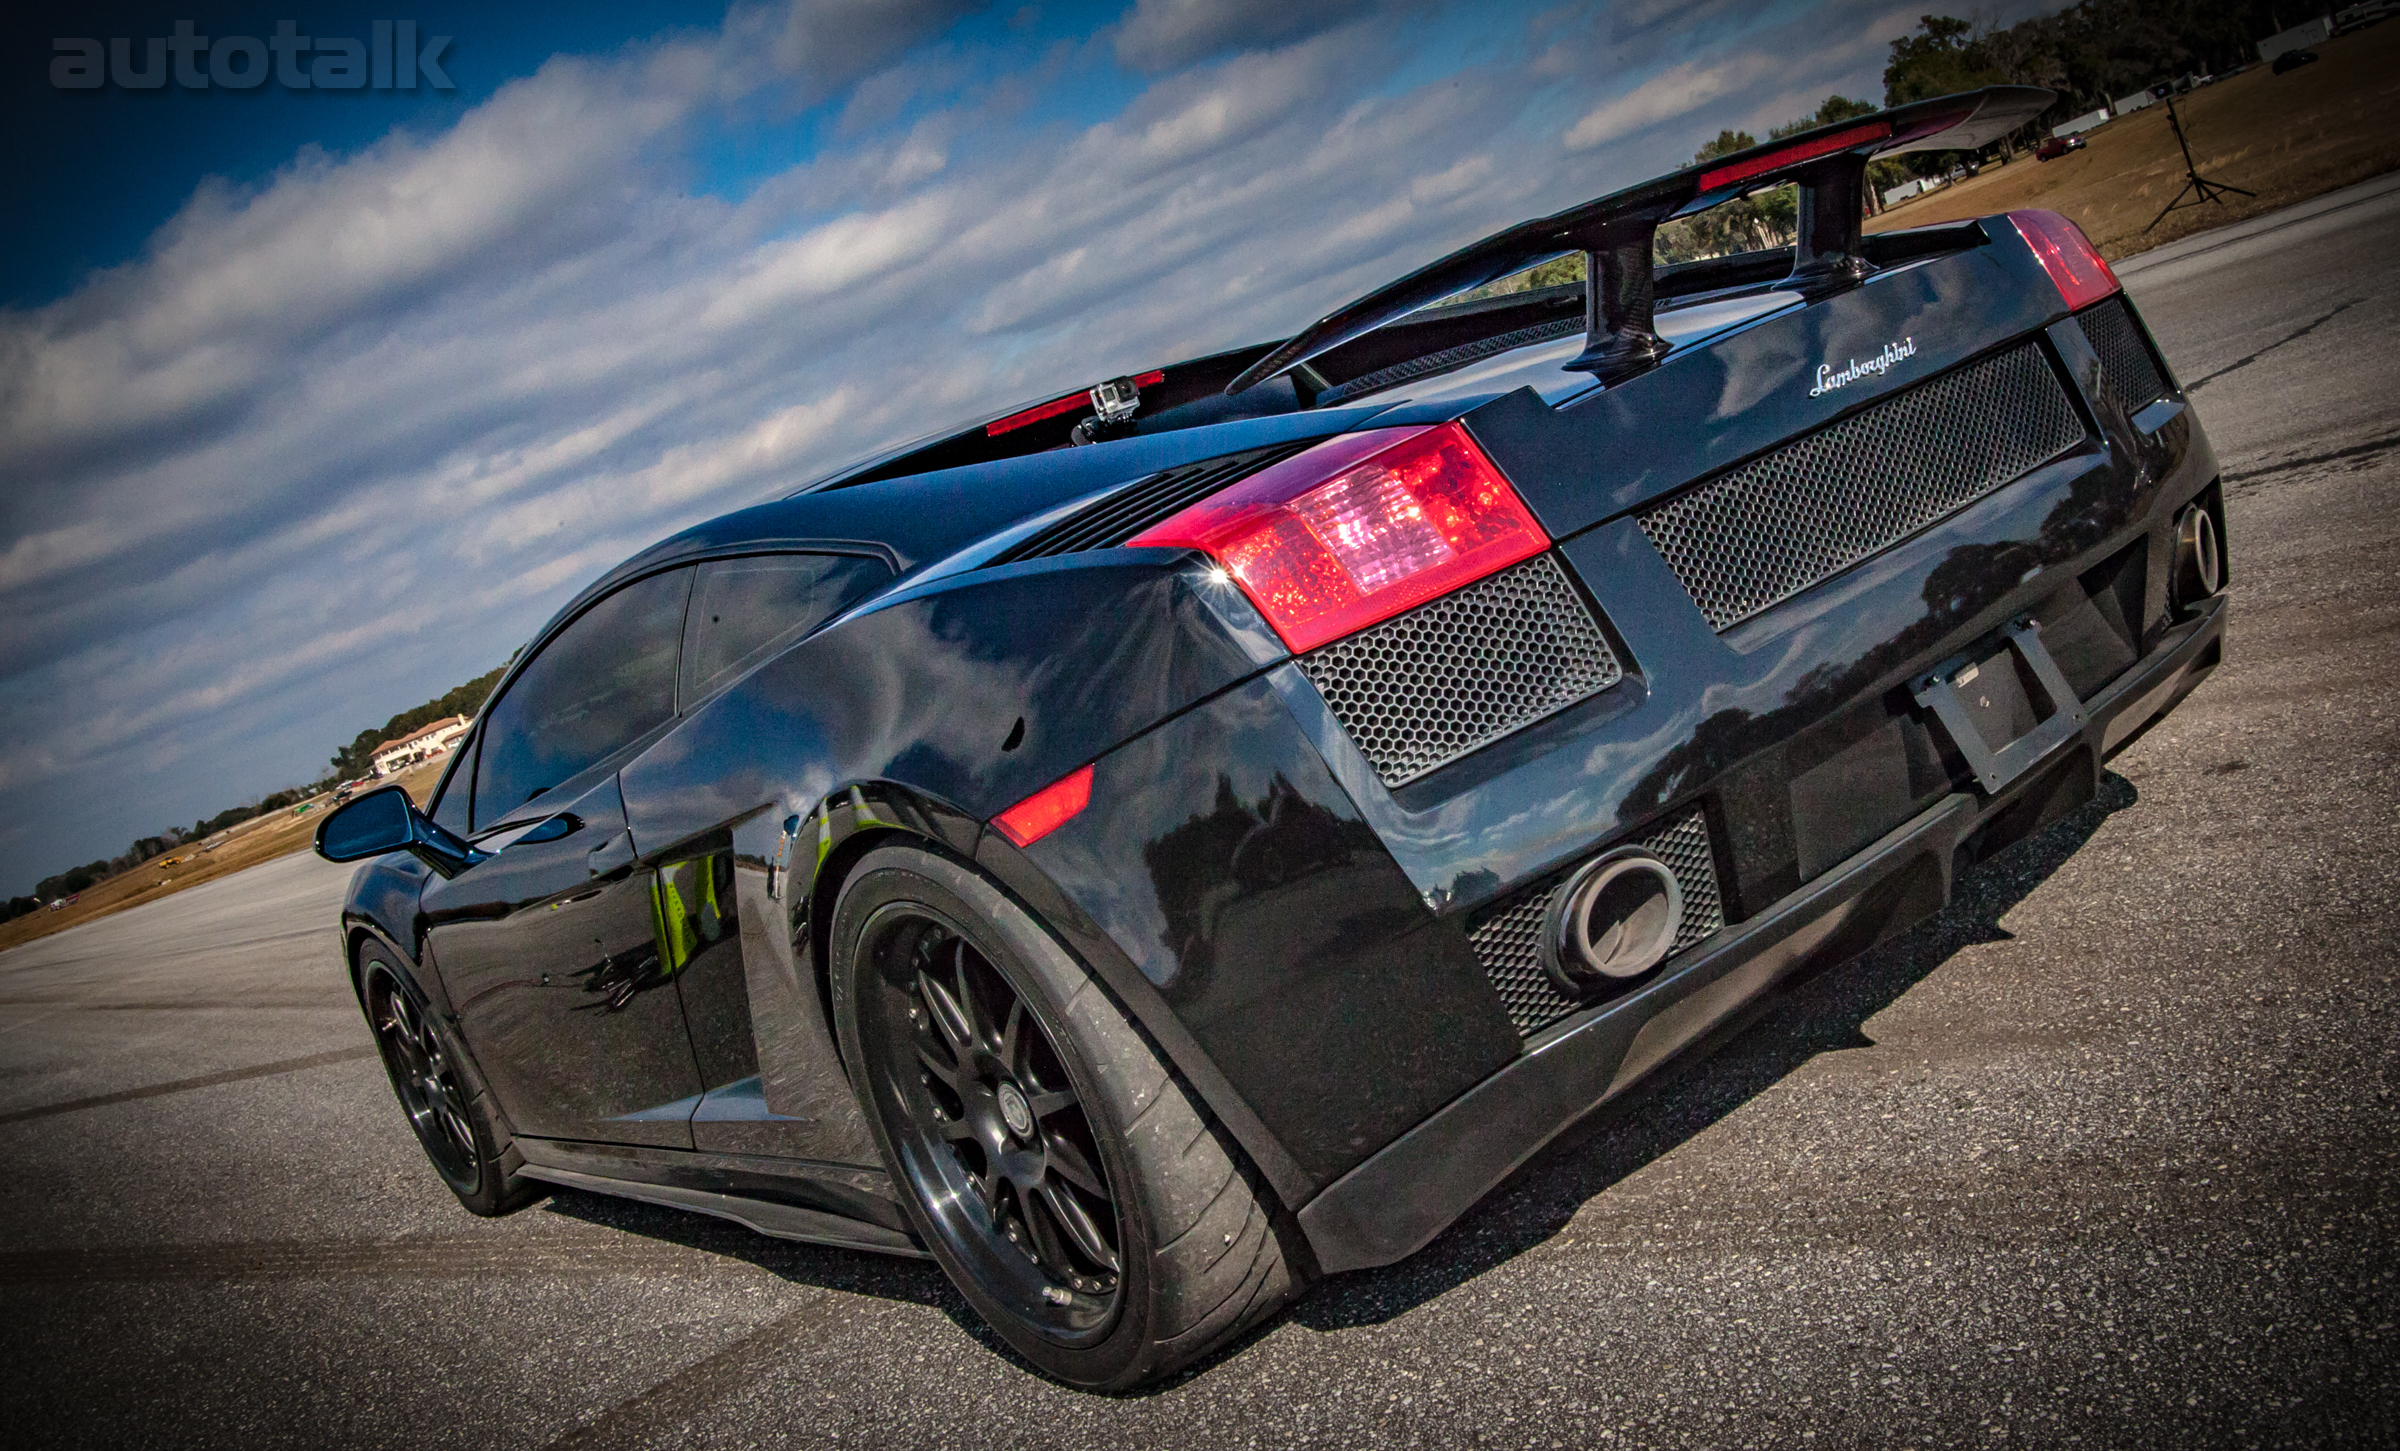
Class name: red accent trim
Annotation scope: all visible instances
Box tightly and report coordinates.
[2007,209,2120,312]
[992,764,1095,848]
[1698,121,1893,191]
[1127,422,1550,654]
[985,371,1167,435]
[986,394,1086,436]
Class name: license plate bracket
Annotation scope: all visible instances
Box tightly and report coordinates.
[1911,618,2087,795]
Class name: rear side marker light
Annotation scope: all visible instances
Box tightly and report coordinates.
[993,764,1094,848]
[2009,209,2121,312]
[1128,422,1548,653]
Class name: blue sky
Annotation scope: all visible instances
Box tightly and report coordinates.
[0,0,2057,895]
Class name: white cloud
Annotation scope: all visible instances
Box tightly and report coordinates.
[1562,50,1778,150]
[1111,0,1381,73]
[759,0,992,98]
[0,0,1932,891]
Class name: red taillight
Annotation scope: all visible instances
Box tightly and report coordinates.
[1698,121,1892,191]
[1128,422,1548,653]
[2009,209,2120,311]
[993,764,1094,848]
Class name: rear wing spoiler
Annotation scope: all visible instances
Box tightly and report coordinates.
[1225,86,2054,394]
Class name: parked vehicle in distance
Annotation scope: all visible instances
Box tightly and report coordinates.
[2036,134,2087,160]
[318,84,2229,1390]
[2334,1,2396,33]
[2273,47,2321,73]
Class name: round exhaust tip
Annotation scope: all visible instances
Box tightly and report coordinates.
[2173,504,2221,610]
[1542,850,1684,994]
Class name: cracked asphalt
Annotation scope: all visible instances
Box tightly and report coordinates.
[2,175,2395,1449]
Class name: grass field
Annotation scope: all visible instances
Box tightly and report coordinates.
[1869,21,2400,258]
[0,755,450,955]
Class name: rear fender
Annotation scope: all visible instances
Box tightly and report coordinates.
[615,554,1283,1141]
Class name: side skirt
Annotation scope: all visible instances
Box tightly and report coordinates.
[513,1139,928,1259]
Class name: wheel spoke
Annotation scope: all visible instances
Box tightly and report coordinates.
[438,1105,477,1158]
[914,1040,962,1090]
[1036,1181,1119,1273]
[949,939,991,1051]
[1025,1087,1076,1119]
[935,1114,977,1142]
[379,1010,429,1077]
[1020,1181,1072,1271]
[917,967,973,1056]
[1043,1132,1107,1198]
[999,998,1025,1078]
[392,994,426,1049]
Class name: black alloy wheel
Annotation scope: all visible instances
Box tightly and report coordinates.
[366,966,483,1197]
[857,905,1124,1342]
[835,844,1310,1389]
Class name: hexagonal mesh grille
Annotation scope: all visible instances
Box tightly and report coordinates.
[1469,809,1727,1038]
[1634,342,2084,631]
[2074,298,2171,422]
[1296,554,1622,788]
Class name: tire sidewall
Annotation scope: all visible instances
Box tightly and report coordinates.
[356,944,531,1218]
[830,843,1160,1388]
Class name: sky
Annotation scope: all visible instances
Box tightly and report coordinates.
[0,0,2059,897]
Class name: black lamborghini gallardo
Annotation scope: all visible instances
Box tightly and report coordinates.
[317,87,2228,1388]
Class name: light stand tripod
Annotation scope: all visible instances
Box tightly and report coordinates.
[2146,91,2253,232]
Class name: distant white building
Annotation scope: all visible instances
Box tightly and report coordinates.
[2054,107,2112,138]
[2259,17,2333,61]
[371,716,469,776]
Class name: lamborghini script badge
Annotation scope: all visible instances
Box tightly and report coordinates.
[1809,336,1917,397]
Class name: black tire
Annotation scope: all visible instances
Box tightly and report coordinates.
[831,844,1311,1390]
[357,948,541,1218]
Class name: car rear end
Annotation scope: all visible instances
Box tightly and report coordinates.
[974,204,2225,1273]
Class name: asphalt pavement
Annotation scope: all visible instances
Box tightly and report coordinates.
[4,176,2397,1449]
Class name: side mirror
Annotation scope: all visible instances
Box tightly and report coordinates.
[314,785,489,878]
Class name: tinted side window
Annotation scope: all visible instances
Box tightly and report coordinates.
[475,567,693,827]
[678,554,890,707]
[428,736,476,837]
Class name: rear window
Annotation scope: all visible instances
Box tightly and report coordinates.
[677,553,888,707]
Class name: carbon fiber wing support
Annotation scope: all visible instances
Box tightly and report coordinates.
[1224,86,2054,394]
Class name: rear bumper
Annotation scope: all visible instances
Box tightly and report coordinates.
[1294,591,2226,1273]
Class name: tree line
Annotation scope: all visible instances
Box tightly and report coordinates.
[4,661,507,922]
[1885,1,2295,122]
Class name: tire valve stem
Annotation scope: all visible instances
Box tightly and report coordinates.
[1043,1285,1072,1306]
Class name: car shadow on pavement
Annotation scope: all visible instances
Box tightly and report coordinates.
[520,771,2137,1392]
[1286,768,2141,1335]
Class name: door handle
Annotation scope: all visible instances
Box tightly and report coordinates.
[585,829,636,878]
